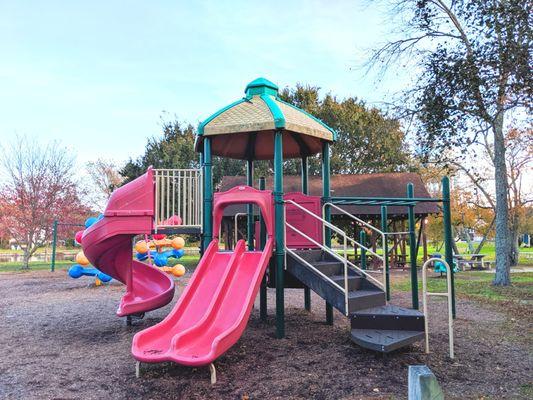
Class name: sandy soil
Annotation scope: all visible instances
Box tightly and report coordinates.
[0,270,531,400]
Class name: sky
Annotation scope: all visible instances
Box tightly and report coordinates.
[0,0,409,167]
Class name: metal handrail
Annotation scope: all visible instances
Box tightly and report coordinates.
[284,200,385,294]
[322,202,387,291]
[421,257,455,359]
[233,213,247,244]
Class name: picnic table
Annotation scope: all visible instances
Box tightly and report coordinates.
[453,254,490,270]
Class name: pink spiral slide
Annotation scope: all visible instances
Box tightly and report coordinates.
[82,168,175,317]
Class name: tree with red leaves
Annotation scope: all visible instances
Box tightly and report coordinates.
[0,137,90,269]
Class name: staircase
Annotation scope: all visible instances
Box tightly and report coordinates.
[286,249,425,353]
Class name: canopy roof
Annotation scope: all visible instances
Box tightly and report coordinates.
[195,78,336,160]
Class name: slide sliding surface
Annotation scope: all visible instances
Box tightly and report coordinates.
[132,237,274,366]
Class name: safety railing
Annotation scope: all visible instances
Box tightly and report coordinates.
[322,202,387,290]
[154,169,202,228]
[284,200,385,315]
[421,257,455,359]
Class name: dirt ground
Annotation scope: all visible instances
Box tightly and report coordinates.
[0,270,531,400]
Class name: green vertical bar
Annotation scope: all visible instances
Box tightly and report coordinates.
[199,151,205,254]
[442,176,456,318]
[246,160,254,251]
[381,206,390,301]
[203,138,213,251]
[274,130,285,338]
[360,230,367,271]
[302,156,311,312]
[259,177,267,321]
[51,219,58,272]
[407,183,419,309]
[322,142,333,325]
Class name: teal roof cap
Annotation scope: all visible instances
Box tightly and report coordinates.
[245,77,279,97]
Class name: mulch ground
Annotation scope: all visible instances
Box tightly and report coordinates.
[0,270,531,400]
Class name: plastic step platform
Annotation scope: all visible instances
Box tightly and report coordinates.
[350,328,425,353]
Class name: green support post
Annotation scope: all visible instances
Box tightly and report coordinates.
[360,230,367,271]
[259,177,267,321]
[274,130,285,338]
[442,176,456,318]
[380,206,390,301]
[322,143,333,325]
[199,151,205,254]
[246,160,254,251]
[302,156,311,312]
[202,138,213,251]
[50,219,58,272]
[407,183,419,309]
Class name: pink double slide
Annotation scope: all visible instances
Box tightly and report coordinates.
[132,186,274,367]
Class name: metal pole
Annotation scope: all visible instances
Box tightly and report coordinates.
[322,143,333,325]
[302,156,311,312]
[360,230,367,271]
[259,177,267,322]
[442,176,456,318]
[274,130,285,338]
[51,219,58,272]
[380,206,390,301]
[203,138,213,251]
[407,183,419,309]
[246,160,254,251]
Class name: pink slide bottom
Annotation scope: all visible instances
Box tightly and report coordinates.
[132,238,273,366]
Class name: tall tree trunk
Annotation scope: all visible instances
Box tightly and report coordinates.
[492,112,511,286]
[22,250,31,270]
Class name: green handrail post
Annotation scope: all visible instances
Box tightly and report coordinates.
[302,156,311,312]
[442,176,456,318]
[246,160,254,251]
[274,130,285,338]
[407,183,419,309]
[202,138,213,251]
[360,230,367,271]
[259,176,267,321]
[322,143,333,325]
[51,219,58,272]
[380,206,390,301]
[199,151,205,254]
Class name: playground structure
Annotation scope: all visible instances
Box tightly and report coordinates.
[77,78,455,382]
[68,215,112,285]
[134,234,187,277]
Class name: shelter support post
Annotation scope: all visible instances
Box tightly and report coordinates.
[259,177,267,321]
[274,130,285,338]
[246,160,254,251]
[322,143,333,325]
[442,176,456,318]
[360,230,367,271]
[381,206,390,301]
[407,183,419,310]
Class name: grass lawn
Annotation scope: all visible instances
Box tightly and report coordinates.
[391,270,533,307]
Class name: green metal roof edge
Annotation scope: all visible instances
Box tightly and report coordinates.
[275,97,337,141]
[260,94,285,129]
[197,98,248,135]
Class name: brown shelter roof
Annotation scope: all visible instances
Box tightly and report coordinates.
[218,173,439,218]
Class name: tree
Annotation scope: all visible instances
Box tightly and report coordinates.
[0,137,90,269]
[86,159,124,210]
[369,0,532,285]
[120,117,200,184]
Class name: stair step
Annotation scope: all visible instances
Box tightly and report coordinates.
[351,305,425,331]
[350,329,425,353]
[347,290,386,311]
[331,274,361,291]
[312,261,344,276]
